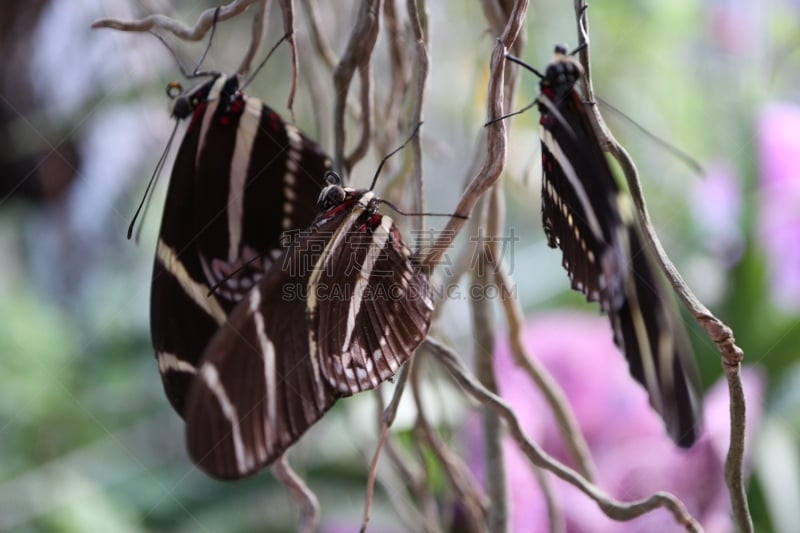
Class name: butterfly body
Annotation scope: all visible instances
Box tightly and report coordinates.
[534,46,702,446]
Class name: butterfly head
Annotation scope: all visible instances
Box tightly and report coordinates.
[318,171,349,211]
[168,73,234,120]
[541,44,584,99]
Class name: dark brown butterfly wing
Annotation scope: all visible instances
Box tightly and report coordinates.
[610,224,702,446]
[184,214,344,480]
[152,78,331,417]
[185,190,432,479]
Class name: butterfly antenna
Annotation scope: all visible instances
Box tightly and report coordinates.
[486,53,550,124]
[191,6,222,77]
[241,32,292,91]
[378,199,468,220]
[146,6,221,80]
[598,98,704,175]
[485,98,539,126]
[369,122,423,191]
[127,120,180,241]
[505,53,545,79]
[148,31,192,78]
[569,42,588,57]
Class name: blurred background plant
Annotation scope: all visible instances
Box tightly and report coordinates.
[0,0,798,531]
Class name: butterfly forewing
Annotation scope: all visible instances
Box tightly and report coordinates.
[534,48,702,446]
[539,87,627,311]
[308,205,433,395]
[151,74,331,416]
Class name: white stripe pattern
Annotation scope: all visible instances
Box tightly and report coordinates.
[306,194,370,400]
[540,127,605,242]
[226,97,261,261]
[157,351,197,374]
[195,76,227,168]
[281,125,303,229]
[249,290,277,446]
[340,215,393,353]
[200,363,251,474]
[156,239,226,324]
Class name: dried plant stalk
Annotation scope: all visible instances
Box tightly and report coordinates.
[571,2,751,530]
[92,0,261,39]
[425,337,702,531]
[271,454,320,533]
[332,0,382,175]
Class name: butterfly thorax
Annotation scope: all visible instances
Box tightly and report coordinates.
[169,74,245,130]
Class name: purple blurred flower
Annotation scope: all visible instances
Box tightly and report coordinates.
[476,312,765,533]
[757,102,800,313]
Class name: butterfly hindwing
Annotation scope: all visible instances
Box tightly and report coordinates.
[186,225,338,479]
[610,223,701,446]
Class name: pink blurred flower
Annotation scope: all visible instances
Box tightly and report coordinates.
[476,312,765,533]
[707,1,759,55]
[757,102,800,313]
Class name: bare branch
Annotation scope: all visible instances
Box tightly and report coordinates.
[299,0,340,70]
[532,466,566,533]
[374,0,411,161]
[361,357,414,532]
[473,195,507,531]
[91,0,260,40]
[410,361,488,529]
[724,366,752,532]
[333,0,382,176]
[409,423,443,529]
[571,2,751,530]
[424,337,702,531]
[277,0,299,114]
[405,0,429,233]
[372,390,433,519]
[271,454,320,533]
[236,0,269,77]
[495,263,597,482]
[421,0,529,268]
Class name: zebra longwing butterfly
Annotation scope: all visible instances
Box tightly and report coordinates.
[185,170,434,479]
[510,45,702,446]
[151,73,331,417]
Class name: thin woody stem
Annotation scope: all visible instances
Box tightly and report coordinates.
[425,337,702,531]
[571,1,751,531]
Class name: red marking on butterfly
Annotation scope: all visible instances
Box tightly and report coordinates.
[229,98,245,115]
[188,102,207,130]
[266,111,281,132]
